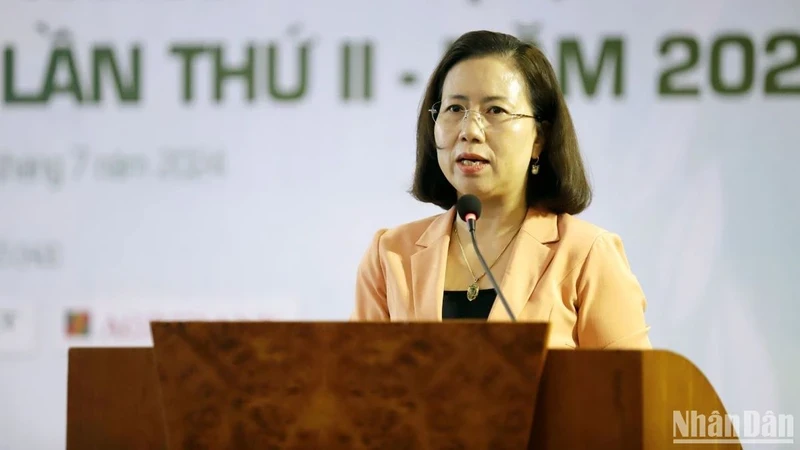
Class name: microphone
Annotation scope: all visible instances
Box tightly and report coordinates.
[455,195,517,322]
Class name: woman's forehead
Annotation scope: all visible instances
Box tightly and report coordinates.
[441,57,526,102]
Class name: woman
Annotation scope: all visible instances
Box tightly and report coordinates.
[350,30,651,349]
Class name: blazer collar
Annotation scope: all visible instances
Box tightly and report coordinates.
[519,207,560,245]
[410,206,560,321]
[414,206,560,248]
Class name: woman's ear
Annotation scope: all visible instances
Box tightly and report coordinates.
[531,123,546,159]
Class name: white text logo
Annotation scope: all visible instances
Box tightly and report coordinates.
[673,410,794,445]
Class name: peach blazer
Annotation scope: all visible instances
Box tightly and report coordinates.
[350,206,652,349]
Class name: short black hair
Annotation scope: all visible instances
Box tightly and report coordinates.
[410,30,592,215]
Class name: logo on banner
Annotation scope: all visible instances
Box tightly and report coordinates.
[65,309,91,337]
[93,305,292,344]
[105,312,152,340]
[673,410,794,445]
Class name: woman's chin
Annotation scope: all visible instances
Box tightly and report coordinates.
[455,183,493,199]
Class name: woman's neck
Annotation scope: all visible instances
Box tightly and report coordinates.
[454,195,528,246]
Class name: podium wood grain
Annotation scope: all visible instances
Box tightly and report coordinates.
[149,321,550,450]
[66,347,167,450]
[529,350,742,450]
[65,324,742,450]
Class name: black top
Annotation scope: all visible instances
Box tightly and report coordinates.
[442,289,496,320]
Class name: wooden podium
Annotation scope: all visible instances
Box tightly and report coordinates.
[66,321,741,450]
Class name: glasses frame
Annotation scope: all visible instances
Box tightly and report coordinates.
[428,100,540,128]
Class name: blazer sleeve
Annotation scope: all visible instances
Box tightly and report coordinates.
[575,232,652,349]
[350,228,390,321]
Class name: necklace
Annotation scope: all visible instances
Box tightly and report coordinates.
[453,224,521,301]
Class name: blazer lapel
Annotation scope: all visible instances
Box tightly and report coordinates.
[410,208,456,320]
[487,208,560,322]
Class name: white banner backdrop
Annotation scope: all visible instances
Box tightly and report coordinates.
[1,0,798,448]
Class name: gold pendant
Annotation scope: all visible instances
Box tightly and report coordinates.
[467,283,479,301]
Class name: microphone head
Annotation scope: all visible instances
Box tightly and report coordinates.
[456,194,482,222]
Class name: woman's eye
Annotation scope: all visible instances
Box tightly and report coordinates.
[487,106,506,114]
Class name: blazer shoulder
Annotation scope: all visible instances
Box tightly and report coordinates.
[558,213,613,245]
[555,213,639,282]
[379,212,445,249]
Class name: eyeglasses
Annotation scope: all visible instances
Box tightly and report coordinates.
[428,101,538,129]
